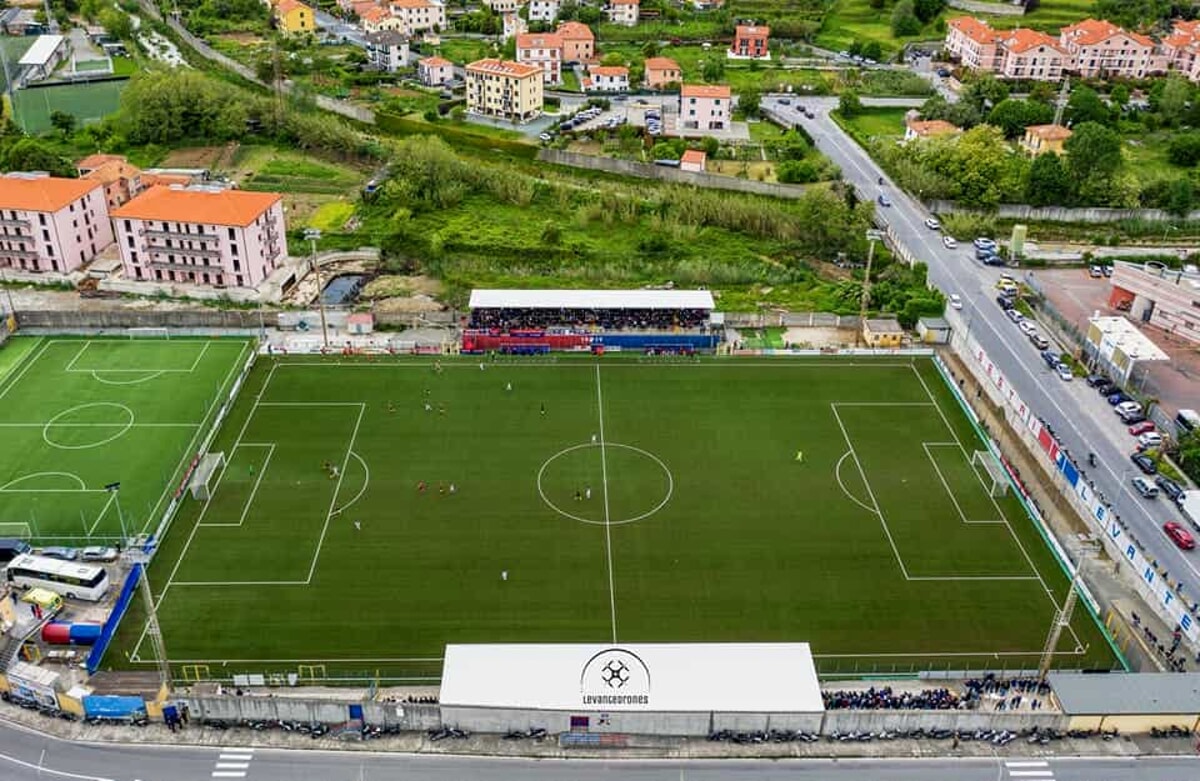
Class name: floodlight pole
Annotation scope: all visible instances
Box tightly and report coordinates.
[105,482,129,544]
[1038,545,1096,682]
[856,230,884,348]
[130,552,172,693]
[304,228,329,351]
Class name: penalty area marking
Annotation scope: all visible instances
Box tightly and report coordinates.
[330,451,370,517]
[536,441,674,526]
[834,451,878,516]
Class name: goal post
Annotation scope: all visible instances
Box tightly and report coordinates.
[188,452,226,501]
[127,327,171,340]
[971,450,1010,498]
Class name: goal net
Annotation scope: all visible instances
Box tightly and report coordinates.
[0,522,32,540]
[128,327,170,340]
[189,452,226,501]
[971,450,1010,497]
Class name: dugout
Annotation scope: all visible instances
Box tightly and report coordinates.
[1048,672,1200,733]
[439,643,824,736]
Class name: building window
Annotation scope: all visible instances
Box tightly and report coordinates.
[132,251,138,263]
[124,219,131,231]
[228,227,236,240]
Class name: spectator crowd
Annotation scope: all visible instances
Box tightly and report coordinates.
[468,307,710,332]
[823,686,964,710]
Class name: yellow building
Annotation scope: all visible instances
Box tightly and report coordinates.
[862,318,905,348]
[1021,123,1072,156]
[465,59,544,123]
[274,0,315,35]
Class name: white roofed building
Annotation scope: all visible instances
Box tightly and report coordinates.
[19,34,67,81]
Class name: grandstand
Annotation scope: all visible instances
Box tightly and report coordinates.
[463,289,720,354]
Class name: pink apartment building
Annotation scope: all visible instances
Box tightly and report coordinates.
[1059,18,1163,78]
[110,186,286,288]
[418,55,454,86]
[0,173,113,274]
[1163,20,1200,81]
[516,32,563,83]
[995,28,1067,81]
[679,84,730,130]
[945,16,997,70]
[556,21,594,63]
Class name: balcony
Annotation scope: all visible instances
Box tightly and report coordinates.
[0,218,31,230]
[0,248,39,260]
[147,257,221,273]
[147,244,221,259]
[141,228,219,242]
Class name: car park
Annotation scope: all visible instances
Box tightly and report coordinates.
[1132,476,1159,499]
[948,294,962,309]
[38,546,78,561]
[1131,452,1157,475]
[1005,309,1024,324]
[1155,475,1185,504]
[1029,333,1050,350]
[1128,420,1156,436]
[942,235,957,249]
[81,546,118,562]
[1163,521,1195,550]
[1054,363,1073,381]
[1137,431,1164,449]
[924,217,940,230]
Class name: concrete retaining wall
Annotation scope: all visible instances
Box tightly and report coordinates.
[927,199,1200,224]
[538,150,807,200]
[442,706,823,736]
[186,696,442,730]
[823,710,1066,733]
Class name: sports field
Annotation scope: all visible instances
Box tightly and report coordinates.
[0,336,251,544]
[12,80,127,134]
[112,355,1118,681]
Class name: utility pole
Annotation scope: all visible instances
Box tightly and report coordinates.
[304,228,329,351]
[856,229,885,348]
[129,551,172,693]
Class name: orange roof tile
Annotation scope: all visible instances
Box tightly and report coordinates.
[948,16,994,45]
[466,58,542,78]
[83,160,141,186]
[643,56,679,71]
[680,149,706,164]
[140,173,192,188]
[734,24,770,37]
[351,0,378,15]
[0,175,101,213]
[111,186,281,227]
[390,0,433,7]
[1025,123,1072,141]
[275,0,306,15]
[611,0,639,5]
[555,21,594,41]
[420,55,452,66]
[589,65,628,76]
[1061,18,1121,46]
[360,6,389,22]
[1000,28,1063,54]
[76,153,126,171]
[681,83,730,98]
[906,118,960,137]
[516,32,562,49]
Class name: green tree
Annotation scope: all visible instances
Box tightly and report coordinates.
[1177,431,1200,484]
[777,158,822,183]
[913,0,944,22]
[838,90,863,117]
[1025,152,1070,206]
[701,136,720,156]
[1064,121,1124,205]
[1094,0,1171,29]
[98,8,133,39]
[1166,177,1195,217]
[1168,132,1200,167]
[701,57,724,82]
[650,141,679,160]
[1109,84,1130,109]
[960,73,1008,112]
[1158,76,1192,126]
[987,98,1053,139]
[738,88,761,118]
[577,5,601,23]
[641,40,659,58]
[1,138,74,177]
[1066,86,1110,126]
[860,41,883,61]
[601,52,625,67]
[49,110,76,137]
[891,0,921,37]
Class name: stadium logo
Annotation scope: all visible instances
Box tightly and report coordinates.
[580,648,650,707]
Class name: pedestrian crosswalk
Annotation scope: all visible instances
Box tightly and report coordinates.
[211,747,254,778]
[1004,759,1054,778]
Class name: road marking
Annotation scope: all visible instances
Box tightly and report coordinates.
[215,763,250,769]
[211,773,247,779]
[1008,773,1054,778]
[212,745,253,778]
[1005,761,1049,767]
[0,749,117,780]
[219,754,253,761]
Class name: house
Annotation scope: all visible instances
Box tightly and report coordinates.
[502,12,526,42]
[679,84,730,130]
[729,24,769,59]
[465,59,544,122]
[528,0,559,22]
[483,0,519,11]
[273,0,315,35]
[944,16,998,71]
[917,317,951,344]
[364,30,409,71]
[389,0,445,35]
[350,0,378,19]
[1021,123,1072,156]
[18,35,67,81]
[643,56,680,89]
[77,154,144,211]
[0,173,113,274]
[862,318,904,348]
[110,186,287,288]
[586,65,629,92]
[418,55,454,86]
[903,115,960,142]
[995,28,1067,81]
[1163,20,1200,81]
[0,8,44,36]
[556,21,594,63]
[360,5,402,33]
[680,149,707,173]
[1060,18,1163,79]
[605,0,639,27]
[516,32,563,84]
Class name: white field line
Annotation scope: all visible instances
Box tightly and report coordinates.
[331,451,370,516]
[0,338,55,401]
[86,491,116,536]
[63,342,91,373]
[188,341,212,372]
[0,471,88,492]
[197,444,275,529]
[63,340,210,374]
[833,451,878,515]
[830,403,909,579]
[0,335,42,385]
[595,364,617,644]
[922,443,1004,525]
[305,404,365,583]
[0,423,200,427]
[909,361,1084,650]
[132,655,444,664]
[88,371,166,386]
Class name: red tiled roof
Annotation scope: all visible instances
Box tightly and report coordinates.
[111,186,281,227]
[76,153,126,171]
[680,149,706,164]
[734,24,769,37]
[555,21,594,41]
[1060,18,1122,46]
[0,175,102,213]
[681,83,730,98]
[906,118,960,137]
[643,56,679,71]
[516,32,562,49]
[1025,123,1072,141]
[466,58,542,78]
[589,65,628,76]
[420,55,452,66]
[948,16,994,45]
[1000,28,1063,55]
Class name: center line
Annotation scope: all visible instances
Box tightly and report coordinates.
[595,363,617,643]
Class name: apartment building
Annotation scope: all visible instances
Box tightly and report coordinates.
[389,0,444,34]
[995,28,1067,81]
[1060,18,1163,79]
[110,186,286,288]
[1110,261,1200,344]
[360,5,402,33]
[502,12,526,41]
[556,21,594,62]
[729,24,769,59]
[418,55,454,86]
[1163,20,1200,81]
[483,0,519,11]
[465,59,544,123]
[273,0,315,34]
[643,56,680,88]
[515,32,563,84]
[679,84,730,130]
[586,65,629,92]
[77,153,143,210]
[945,16,997,69]
[606,0,639,27]
[0,173,113,274]
[528,0,559,22]
[364,30,409,71]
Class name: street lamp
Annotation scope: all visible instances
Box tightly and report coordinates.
[855,229,885,347]
[103,481,129,543]
[304,228,329,351]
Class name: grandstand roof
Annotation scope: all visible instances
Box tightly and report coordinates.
[469,289,715,310]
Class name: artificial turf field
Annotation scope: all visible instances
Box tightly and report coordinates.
[107,353,1118,681]
[0,336,250,545]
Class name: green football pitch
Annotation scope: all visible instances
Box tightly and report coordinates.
[0,336,251,544]
[109,354,1118,681]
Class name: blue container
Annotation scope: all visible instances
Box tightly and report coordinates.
[67,623,103,645]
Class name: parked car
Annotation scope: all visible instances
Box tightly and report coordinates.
[1131,476,1159,499]
[948,294,962,310]
[982,255,1006,267]
[975,247,998,261]
[1137,431,1164,449]
[778,98,792,105]
[1131,452,1157,475]
[1115,400,1142,415]
[1128,420,1156,436]
[942,235,957,249]
[1029,334,1050,350]
[877,193,892,207]
[1085,374,1110,388]
[996,295,1014,310]
[1018,321,1038,336]
[1041,350,1060,368]
[1102,265,1113,277]
[1155,475,1185,504]
[80,546,118,562]
[936,67,951,77]
[1095,380,1116,396]
[538,133,552,142]
[973,237,998,251]
[1005,309,1024,324]
[1089,265,1103,278]
[38,546,78,561]
[1120,411,1148,425]
[924,217,941,230]
[1054,363,1073,381]
[1163,521,1195,550]
[1109,392,1134,406]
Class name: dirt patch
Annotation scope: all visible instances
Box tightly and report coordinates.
[160,146,226,170]
[281,193,334,227]
[361,275,443,300]
[215,32,265,45]
[373,295,444,314]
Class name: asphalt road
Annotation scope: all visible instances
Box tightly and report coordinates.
[0,718,1198,781]
[765,95,1200,631]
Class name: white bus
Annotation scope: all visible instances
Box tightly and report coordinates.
[6,554,110,602]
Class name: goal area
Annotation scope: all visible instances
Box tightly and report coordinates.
[128,327,171,339]
[189,452,226,501]
[971,450,1010,498]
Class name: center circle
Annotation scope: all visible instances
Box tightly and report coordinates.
[537,442,674,526]
[42,402,134,450]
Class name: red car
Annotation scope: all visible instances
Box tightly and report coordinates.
[1129,421,1156,436]
[1163,521,1196,551]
